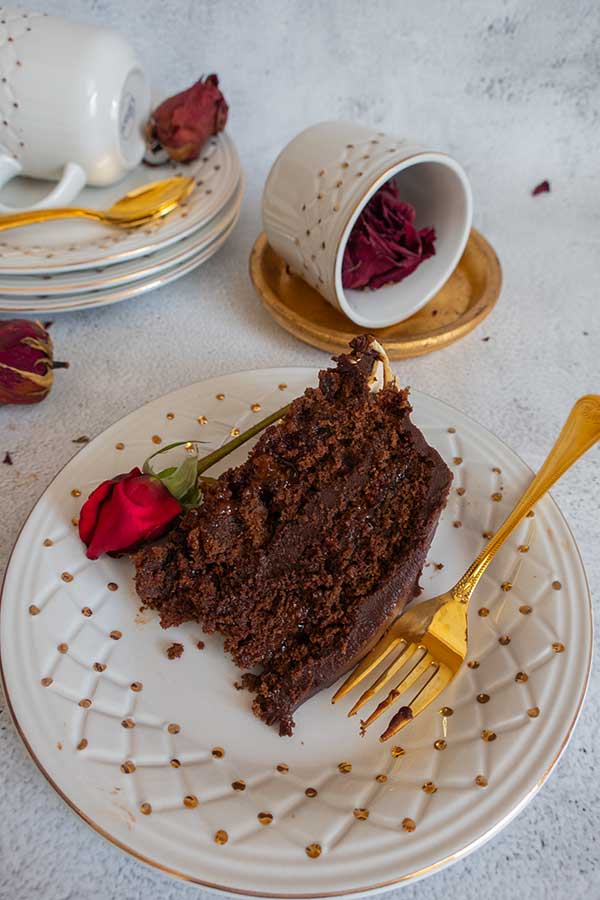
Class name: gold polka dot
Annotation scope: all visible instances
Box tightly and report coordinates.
[276,763,289,773]
[552,642,565,653]
[478,607,489,617]
[477,693,490,704]
[528,706,540,718]
[107,582,118,591]
[61,572,73,583]
[121,760,135,774]
[515,671,529,683]
[140,802,152,815]
[115,442,125,450]
[212,747,224,758]
[29,604,40,616]
[338,761,352,773]
[130,681,143,692]
[230,427,240,437]
[305,787,318,798]
[152,435,162,445]
[447,427,456,433]
[353,807,369,819]
[482,530,493,539]
[197,415,207,425]
[43,538,53,547]
[475,775,488,787]
[170,758,181,768]
[402,817,416,832]
[40,677,52,687]
[77,739,88,751]
[184,794,198,808]
[250,403,261,412]
[453,456,463,465]
[258,812,273,825]
[453,520,462,528]
[434,739,447,751]
[71,489,81,497]
[501,582,512,592]
[341,162,349,169]
[491,492,502,502]
[518,544,529,553]
[110,630,122,640]
[375,773,388,783]
[57,642,68,654]
[526,509,535,517]
[552,580,562,590]
[492,466,502,475]
[121,718,135,729]
[306,843,321,858]
[214,829,228,845]
[467,660,480,669]
[79,698,92,708]
[166,412,175,420]
[232,780,246,791]
[439,707,454,717]
[456,486,466,496]
[81,607,92,617]
[498,635,511,645]
[71,516,79,527]
[519,605,533,615]
[481,729,497,742]
[216,393,225,401]
[422,781,437,794]
[168,723,180,734]
[93,662,106,672]
[278,383,287,391]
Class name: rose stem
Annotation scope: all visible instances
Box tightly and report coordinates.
[197,404,290,476]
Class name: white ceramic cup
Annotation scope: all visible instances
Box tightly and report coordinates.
[262,121,473,328]
[0,9,150,212]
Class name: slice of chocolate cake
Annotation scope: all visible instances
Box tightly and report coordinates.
[134,336,452,735]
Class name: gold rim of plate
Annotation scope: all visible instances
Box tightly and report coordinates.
[249,229,502,358]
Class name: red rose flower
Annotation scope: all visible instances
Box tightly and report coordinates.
[79,468,182,560]
[145,74,229,163]
[342,180,436,291]
[0,319,54,405]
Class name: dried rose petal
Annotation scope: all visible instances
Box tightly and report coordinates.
[342,181,436,291]
[3,451,13,465]
[532,180,550,196]
[145,74,228,164]
[0,319,54,405]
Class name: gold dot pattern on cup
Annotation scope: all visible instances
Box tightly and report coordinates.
[110,630,122,640]
[391,745,406,757]
[43,538,53,547]
[81,607,92,618]
[250,403,261,412]
[184,794,198,808]
[402,817,416,832]
[306,843,321,858]
[276,763,289,773]
[152,435,162,445]
[140,802,152,816]
[130,681,143,692]
[515,671,529,683]
[501,581,512,592]
[258,811,273,825]
[519,604,533,615]
[168,723,180,735]
[552,580,562,590]
[232,780,246,791]
[422,782,437,794]
[467,660,480,669]
[107,582,118,592]
[166,412,175,420]
[528,706,540,718]
[338,761,352,773]
[41,677,52,687]
[230,427,240,437]
[353,807,369,820]
[121,760,135,774]
[499,634,511,646]
[475,775,488,787]
[77,739,88,751]
[552,642,565,653]
[93,662,106,673]
[57,642,68,654]
[115,442,125,450]
[434,739,447,751]
[477,693,490,704]
[197,415,208,425]
[478,607,489,617]
[61,572,73,583]
[29,604,40,616]
[491,492,502,502]
[375,773,388,783]
[212,747,224,759]
[481,729,497,742]
[71,489,81,498]
[79,698,92,709]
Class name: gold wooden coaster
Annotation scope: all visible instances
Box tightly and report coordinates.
[249,229,502,358]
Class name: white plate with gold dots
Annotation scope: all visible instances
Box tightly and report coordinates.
[0,369,591,897]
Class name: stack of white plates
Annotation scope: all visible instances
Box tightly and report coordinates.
[0,132,242,314]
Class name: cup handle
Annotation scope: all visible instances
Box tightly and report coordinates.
[0,157,86,212]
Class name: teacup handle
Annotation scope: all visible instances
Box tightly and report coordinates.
[0,155,86,213]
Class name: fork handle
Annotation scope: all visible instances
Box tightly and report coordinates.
[0,207,101,231]
[454,395,600,601]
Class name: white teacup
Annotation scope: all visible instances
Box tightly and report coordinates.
[262,121,473,328]
[0,10,150,212]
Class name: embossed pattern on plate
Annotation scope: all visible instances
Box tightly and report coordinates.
[0,369,591,897]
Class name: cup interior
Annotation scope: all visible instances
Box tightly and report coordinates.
[335,155,472,328]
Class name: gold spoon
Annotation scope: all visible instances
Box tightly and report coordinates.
[0,176,196,232]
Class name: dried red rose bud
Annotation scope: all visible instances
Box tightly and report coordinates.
[342,180,436,291]
[0,319,55,405]
[145,74,229,164]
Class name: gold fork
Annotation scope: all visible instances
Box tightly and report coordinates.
[333,394,600,742]
[0,176,195,232]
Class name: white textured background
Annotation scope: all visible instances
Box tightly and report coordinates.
[0,1,599,898]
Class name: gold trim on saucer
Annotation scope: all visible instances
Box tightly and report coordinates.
[250,229,502,359]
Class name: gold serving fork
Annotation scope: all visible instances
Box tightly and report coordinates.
[333,394,600,742]
[0,176,195,232]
